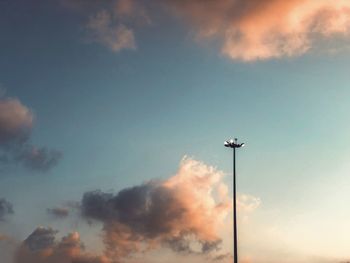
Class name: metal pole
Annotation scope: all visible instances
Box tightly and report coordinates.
[225,138,244,263]
[233,147,238,263]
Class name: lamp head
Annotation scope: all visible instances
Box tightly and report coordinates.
[224,138,245,148]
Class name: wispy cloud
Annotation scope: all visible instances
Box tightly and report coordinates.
[86,10,136,52]
[237,194,261,213]
[65,0,151,53]
[64,0,350,61]
[0,97,62,172]
[47,207,70,218]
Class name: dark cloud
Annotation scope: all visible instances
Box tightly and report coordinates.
[15,227,109,263]
[0,97,62,172]
[81,157,231,260]
[0,198,14,221]
[81,191,114,221]
[82,184,221,256]
[17,147,62,172]
[47,207,69,218]
[24,227,57,251]
[212,253,233,262]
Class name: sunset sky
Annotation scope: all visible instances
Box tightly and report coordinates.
[1,1,350,263]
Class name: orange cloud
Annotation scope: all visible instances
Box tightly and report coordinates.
[167,0,350,61]
[81,157,232,260]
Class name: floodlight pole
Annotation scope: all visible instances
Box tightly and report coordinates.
[224,138,244,263]
[233,145,238,263]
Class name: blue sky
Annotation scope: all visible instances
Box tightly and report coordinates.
[2,1,350,263]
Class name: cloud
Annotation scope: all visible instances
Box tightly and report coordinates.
[0,98,33,145]
[237,194,261,213]
[65,0,350,61]
[16,146,62,172]
[10,157,259,263]
[14,227,230,263]
[11,226,339,263]
[115,0,151,24]
[14,227,110,263]
[86,10,136,52]
[23,227,57,251]
[63,0,149,53]
[81,157,232,260]
[213,253,233,262]
[47,207,70,218]
[166,0,350,61]
[0,97,61,172]
[0,198,14,221]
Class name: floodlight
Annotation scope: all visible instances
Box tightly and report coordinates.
[223,137,245,263]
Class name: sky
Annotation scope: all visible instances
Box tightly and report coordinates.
[1,1,350,263]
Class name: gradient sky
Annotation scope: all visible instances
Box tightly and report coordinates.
[1,1,350,263]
